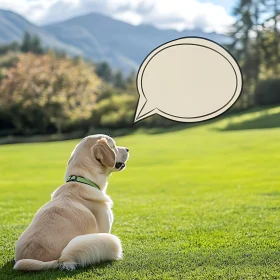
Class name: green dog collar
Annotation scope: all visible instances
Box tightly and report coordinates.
[66,175,100,190]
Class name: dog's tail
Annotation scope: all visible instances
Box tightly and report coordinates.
[13,259,59,271]
[13,233,122,271]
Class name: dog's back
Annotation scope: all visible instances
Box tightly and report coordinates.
[15,184,98,262]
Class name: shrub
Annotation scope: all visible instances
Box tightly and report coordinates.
[0,107,14,130]
[9,103,51,135]
[255,79,280,106]
[0,53,102,134]
[92,94,136,128]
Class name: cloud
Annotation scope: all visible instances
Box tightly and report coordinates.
[0,0,234,33]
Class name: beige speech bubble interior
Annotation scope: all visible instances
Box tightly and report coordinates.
[134,37,243,123]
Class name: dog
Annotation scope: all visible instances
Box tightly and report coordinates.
[13,134,129,271]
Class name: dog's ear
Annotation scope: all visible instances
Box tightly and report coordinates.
[91,138,115,168]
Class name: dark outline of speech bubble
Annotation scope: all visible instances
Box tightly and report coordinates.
[133,36,243,124]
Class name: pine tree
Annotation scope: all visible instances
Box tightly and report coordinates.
[113,71,126,89]
[228,0,266,108]
[96,62,114,83]
[21,32,44,54]
[262,0,280,77]
[31,35,43,54]
[21,31,32,53]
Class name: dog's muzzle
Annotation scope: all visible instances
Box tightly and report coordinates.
[115,162,125,170]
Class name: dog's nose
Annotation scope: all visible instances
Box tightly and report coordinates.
[126,148,129,152]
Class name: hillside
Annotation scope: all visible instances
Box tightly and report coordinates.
[0,10,82,57]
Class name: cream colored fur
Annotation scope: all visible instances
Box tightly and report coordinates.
[14,134,129,271]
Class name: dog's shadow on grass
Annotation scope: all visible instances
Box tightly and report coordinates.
[1,259,115,279]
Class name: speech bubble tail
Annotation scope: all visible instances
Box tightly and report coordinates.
[135,95,147,120]
[134,101,156,123]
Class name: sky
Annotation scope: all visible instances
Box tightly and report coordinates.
[0,0,237,34]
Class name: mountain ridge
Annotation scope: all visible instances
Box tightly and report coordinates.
[0,9,83,56]
[0,9,230,72]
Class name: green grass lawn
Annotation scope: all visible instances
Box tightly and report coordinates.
[0,108,280,279]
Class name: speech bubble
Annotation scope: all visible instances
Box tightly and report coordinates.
[134,37,243,123]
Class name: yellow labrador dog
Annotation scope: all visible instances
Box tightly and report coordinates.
[14,134,129,271]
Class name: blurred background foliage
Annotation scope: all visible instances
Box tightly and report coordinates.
[228,0,280,110]
[0,32,178,138]
[0,0,280,139]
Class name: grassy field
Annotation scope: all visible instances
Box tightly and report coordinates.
[0,108,280,279]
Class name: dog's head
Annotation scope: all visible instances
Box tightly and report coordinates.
[66,134,129,178]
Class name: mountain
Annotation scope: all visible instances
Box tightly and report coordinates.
[0,10,82,56]
[44,12,230,73]
[0,9,230,73]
